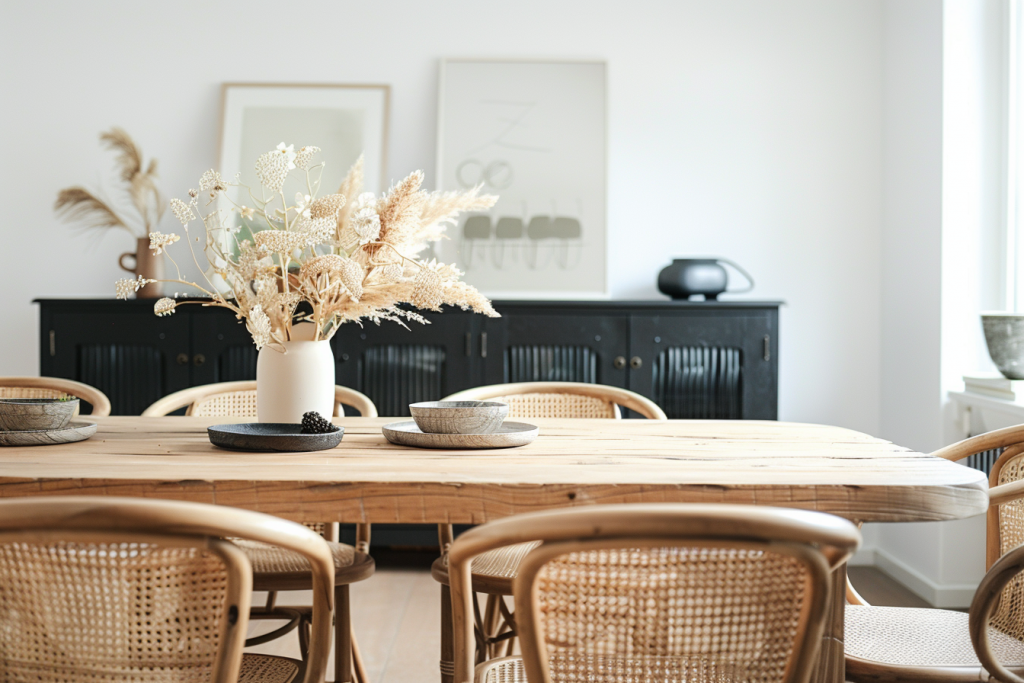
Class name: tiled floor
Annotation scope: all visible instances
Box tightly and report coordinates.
[246,561,929,683]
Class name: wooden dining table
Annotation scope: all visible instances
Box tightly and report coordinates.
[0,415,989,683]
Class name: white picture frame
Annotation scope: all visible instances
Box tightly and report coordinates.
[216,82,389,246]
[435,59,608,299]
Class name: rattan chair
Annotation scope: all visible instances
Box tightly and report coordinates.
[444,381,667,420]
[845,424,1024,682]
[447,503,860,683]
[0,375,111,416]
[0,495,334,683]
[142,380,377,683]
[141,380,378,418]
[435,381,668,668]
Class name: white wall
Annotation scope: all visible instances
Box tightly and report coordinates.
[0,0,885,433]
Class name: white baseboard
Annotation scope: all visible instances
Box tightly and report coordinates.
[867,546,977,608]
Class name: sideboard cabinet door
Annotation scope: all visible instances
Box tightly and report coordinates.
[332,309,479,417]
[190,307,258,385]
[41,308,191,415]
[628,311,778,420]
[481,310,629,388]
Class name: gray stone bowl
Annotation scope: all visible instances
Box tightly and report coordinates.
[0,398,78,432]
[409,401,509,434]
[208,423,344,452]
[983,313,1024,379]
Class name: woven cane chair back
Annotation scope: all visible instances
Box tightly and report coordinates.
[444,382,667,421]
[0,376,111,417]
[987,445,1024,641]
[0,496,335,683]
[0,533,246,682]
[449,504,859,683]
[142,380,378,418]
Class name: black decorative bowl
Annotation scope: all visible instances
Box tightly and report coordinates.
[208,423,344,452]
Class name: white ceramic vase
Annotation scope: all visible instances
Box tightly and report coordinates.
[256,323,336,423]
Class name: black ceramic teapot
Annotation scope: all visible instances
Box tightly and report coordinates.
[657,258,755,301]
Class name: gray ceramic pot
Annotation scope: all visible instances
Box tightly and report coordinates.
[982,313,1024,379]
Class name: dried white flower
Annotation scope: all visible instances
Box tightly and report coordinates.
[253,229,305,253]
[411,267,443,310]
[294,146,321,170]
[153,297,176,316]
[246,305,273,350]
[170,198,195,225]
[148,231,180,254]
[115,274,155,300]
[338,258,364,300]
[379,262,404,284]
[199,169,227,192]
[255,143,296,192]
[238,205,255,220]
[352,207,381,245]
[294,193,312,219]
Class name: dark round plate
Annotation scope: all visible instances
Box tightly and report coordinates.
[208,423,344,452]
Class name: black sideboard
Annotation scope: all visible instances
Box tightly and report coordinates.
[36,299,780,420]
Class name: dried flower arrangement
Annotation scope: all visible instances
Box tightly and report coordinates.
[116,143,498,352]
[55,128,166,238]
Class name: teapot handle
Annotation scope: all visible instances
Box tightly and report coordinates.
[719,258,755,294]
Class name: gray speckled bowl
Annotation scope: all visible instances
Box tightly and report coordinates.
[208,423,344,452]
[983,313,1024,379]
[409,401,509,434]
[0,398,79,432]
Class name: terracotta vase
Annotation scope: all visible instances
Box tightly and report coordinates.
[256,323,336,423]
[119,237,163,298]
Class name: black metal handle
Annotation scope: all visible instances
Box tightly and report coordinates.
[481,332,488,359]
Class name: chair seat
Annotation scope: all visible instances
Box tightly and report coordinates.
[239,654,303,682]
[431,541,541,595]
[235,539,375,591]
[476,656,526,683]
[846,605,1024,681]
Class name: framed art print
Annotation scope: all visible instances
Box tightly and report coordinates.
[435,59,607,298]
[218,82,389,240]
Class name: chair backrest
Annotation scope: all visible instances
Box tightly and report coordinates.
[0,496,334,683]
[444,382,668,420]
[450,504,859,683]
[0,376,111,417]
[142,380,378,418]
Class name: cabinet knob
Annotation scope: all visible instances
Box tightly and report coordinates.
[630,356,643,369]
[193,354,206,367]
[176,353,189,366]
[613,356,627,370]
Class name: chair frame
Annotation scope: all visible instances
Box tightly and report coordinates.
[444,381,668,420]
[843,424,1024,683]
[0,496,335,683]
[141,380,378,417]
[0,376,111,416]
[448,503,860,683]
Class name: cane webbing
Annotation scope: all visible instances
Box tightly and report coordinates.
[233,538,354,575]
[846,605,1024,668]
[190,390,259,418]
[0,387,71,400]
[478,657,527,683]
[532,546,809,683]
[494,393,616,419]
[0,540,230,682]
[237,654,300,682]
[995,451,1024,640]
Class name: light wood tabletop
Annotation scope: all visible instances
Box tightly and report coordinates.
[0,416,988,524]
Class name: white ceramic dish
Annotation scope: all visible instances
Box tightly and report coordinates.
[382,420,537,449]
[408,401,509,434]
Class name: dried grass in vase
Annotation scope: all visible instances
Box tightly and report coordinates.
[116,143,499,352]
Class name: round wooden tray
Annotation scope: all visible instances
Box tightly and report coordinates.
[0,420,97,447]
[382,421,538,449]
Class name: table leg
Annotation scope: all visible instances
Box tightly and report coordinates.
[812,563,847,683]
[441,583,454,683]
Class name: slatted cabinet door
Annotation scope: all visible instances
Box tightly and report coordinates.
[480,309,629,388]
[40,305,191,415]
[332,308,480,417]
[190,307,259,385]
[628,309,778,420]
